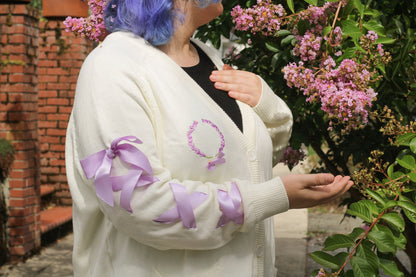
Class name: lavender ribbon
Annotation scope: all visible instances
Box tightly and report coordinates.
[216,182,244,228]
[154,183,207,229]
[80,136,158,212]
[207,151,226,171]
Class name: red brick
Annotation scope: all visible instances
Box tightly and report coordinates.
[48,175,67,183]
[41,166,59,174]
[46,98,69,105]
[9,206,35,217]
[46,114,69,121]
[38,75,58,83]
[46,128,66,137]
[38,59,57,68]
[59,75,78,83]
[38,90,58,98]
[9,187,36,198]
[38,106,57,114]
[50,144,65,152]
[58,106,73,114]
[38,121,57,128]
[8,179,26,189]
[39,136,60,144]
[8,34,30,44]
[8,74,34,83]
[58,121,69,129]
[12,160,30,170]
[46,67,69,75]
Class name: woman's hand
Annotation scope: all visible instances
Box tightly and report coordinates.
[209,64,262,107]
[281,173,354,209]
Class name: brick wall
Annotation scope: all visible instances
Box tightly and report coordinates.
[38,20,93,206]
[0,4,41,260]
[0,3,94,261]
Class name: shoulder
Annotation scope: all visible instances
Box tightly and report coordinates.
[81,31,164,76]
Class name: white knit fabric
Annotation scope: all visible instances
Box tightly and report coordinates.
[65,31,293,277]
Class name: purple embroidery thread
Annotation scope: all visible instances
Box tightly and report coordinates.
[187,119,226,171]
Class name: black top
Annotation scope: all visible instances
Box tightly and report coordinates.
[182,44,243,132]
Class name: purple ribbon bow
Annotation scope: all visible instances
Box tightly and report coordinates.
[216,182,244,228]
[207,151,226,171]
[153,183,207,229]
[80,136,158,212]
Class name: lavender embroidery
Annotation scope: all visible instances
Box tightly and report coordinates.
[187,119,226,171]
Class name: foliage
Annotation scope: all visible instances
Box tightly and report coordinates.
[0,138,14,183]
[29,0,41,10]
[310,114,416,277]
[195,0,416,275]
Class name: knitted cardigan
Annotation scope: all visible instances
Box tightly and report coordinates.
[65,31,293,277]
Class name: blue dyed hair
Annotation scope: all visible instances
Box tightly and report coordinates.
[104,0,220,46]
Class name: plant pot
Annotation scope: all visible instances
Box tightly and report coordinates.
[42,0,89,18]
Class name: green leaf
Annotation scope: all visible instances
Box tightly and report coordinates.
[353,0,365,18]
[408,172,416,182]
[286,0,295,13]
[396,155,416,170]
[323,234,355,251]
[376,37,396,45]
[387,165,395,181]
[410,137,416,153]
[351,256,377,277]
[341,20,362,41]
[265,42,279,53]
[367,229,396,253]
[348,227,365,241]
[396,133,416,145]
[347,201,373,222]
[310,251,340,270]
[303,0,318,5]
[403,208,416,223]
[362,20,386,36]
[334,252,349,267]
[277,29,292,37]
[361,200,380,216]
[322,26,332,38]
[380,259,405,277]
[356,243,379,271]
[383,200,398,210]
[381,213,405,232]
[397,200,416,214]
[281,35,296,46]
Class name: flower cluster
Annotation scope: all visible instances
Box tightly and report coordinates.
[63,0,109,42]
[231,0,390,131]
[231,0,286,36]
[279,146,306,170]
[283,48,382,131]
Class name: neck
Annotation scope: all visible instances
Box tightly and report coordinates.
[156,2,200,67]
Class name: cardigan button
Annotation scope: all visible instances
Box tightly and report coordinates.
[256,245,264,257]
[247,150,256,161]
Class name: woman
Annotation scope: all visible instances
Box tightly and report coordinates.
[65,0,353,276]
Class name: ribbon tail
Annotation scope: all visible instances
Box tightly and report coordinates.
[119,170,143,213]
[94,155,115,207]
[80,150,107,179]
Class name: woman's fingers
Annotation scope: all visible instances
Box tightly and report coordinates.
[281,173,353,209]
[209,66,262,107]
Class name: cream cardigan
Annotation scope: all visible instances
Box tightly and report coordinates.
[65,31,293,277]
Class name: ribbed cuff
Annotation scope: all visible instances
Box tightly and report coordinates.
[241,177,289,231]
[252,77,280,122]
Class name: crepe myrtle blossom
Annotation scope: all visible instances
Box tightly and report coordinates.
[231,0,286,36]
[283,56,378,131]
[63,0,109,42]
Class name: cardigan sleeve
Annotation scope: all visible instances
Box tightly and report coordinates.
[252,77,293,161]
[66,44,289,251]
